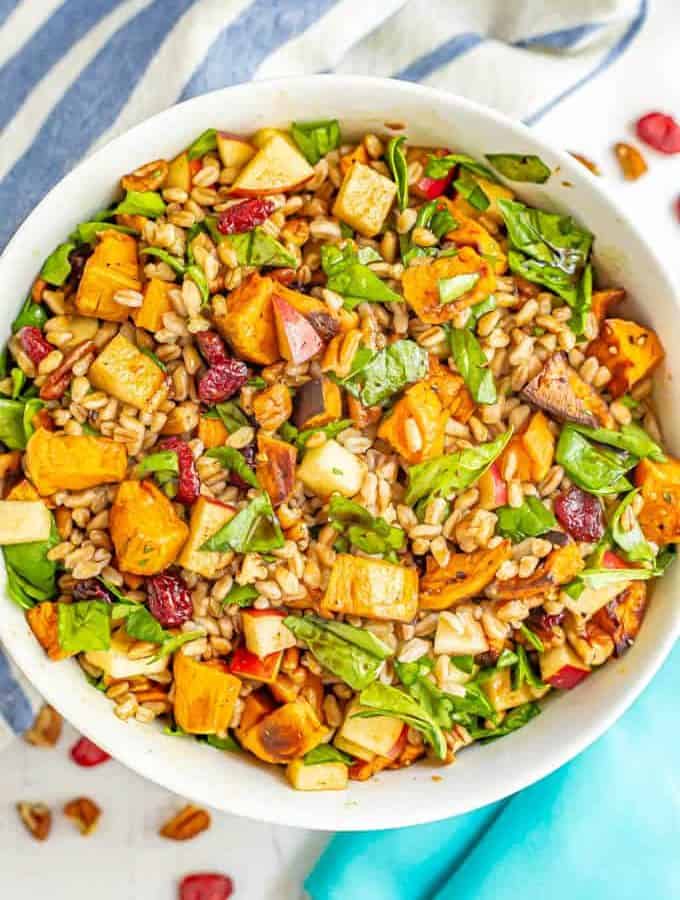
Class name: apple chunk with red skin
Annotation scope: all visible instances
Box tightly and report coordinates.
[540,643,590,690]
[272,295,324,364]
[231,133,314,196]
[216,132,256,170]
[241,609,296,659]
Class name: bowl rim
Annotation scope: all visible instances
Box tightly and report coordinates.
[1,73,678,831]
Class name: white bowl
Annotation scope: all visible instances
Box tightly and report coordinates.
[1,75,678,831]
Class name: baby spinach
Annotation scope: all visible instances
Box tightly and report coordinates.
[58,601,111,654]
[111,601,203,658]
[486,153,551,183]
[12,295,49,332]
[439,273,480,305]
[204,732,241,752]
[135,450,179,479]
[385,136,409,210]
[497,496,557,542]
[518,623,545,653]
[73,221,138,244]
[512,645,544,691]
[140,248,209,304]
[291,119,341,165]
[40,241,76,286]
[201,492,284,554]
[321,244,400,309]
[187,128,217,160]
[454,172,490,211]
[139,348,167,372]
[556,426,636,495]
[447,325,496,403]
[405,428,513,506]
[204,401,250,435]
[304,744,353,766]
[0,396,42,450]
[328,495,405,558]
[415,199,457,238]
[221,583,258,608]
[610,490,656,564]
[425,153,497,183]
[284,614,391,691]
[115,190,166,219]
[496,648,520,669]
[204,220,297,269]
[140,247,185,274]
[338,339,427,407]
[468,701,540,742]
[3,516,59,609]
[280,418,353,452]
[207,446,260,490]
[395,656,494,725]
[355,681,447,760]
[451,654,476,674]
[569,421,666,463]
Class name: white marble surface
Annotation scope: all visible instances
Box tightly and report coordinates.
[2,3,680,898]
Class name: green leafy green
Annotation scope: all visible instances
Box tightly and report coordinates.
[139,249,209,303]
[73,221,138,244]
[201,492,284,554]
[114,190,166,219]
[247,376,266,390]
[496,648,519,668]
[355,681,447,760]
[58,601,111,654]
[568,422,666,463]
[513,645,544,691]
[468,702,540,742]
[405,429,513,506]
[333,340,427,407]
[204,401,250,435]
[454,172,490,211]
[451,654,475,674]
[328,495,405,558]
[395,656,494,726]
[284,614,391,691]
[304,744,353,766]
[10,368,25,400]
[207,446,260,489]
[3,516,59,609]
[291,119,341,165]
[135,450,179,479]
[248,229,298,268]
[519,623,545,653]
[321,244,400,309]
[386,136,408,211]
[0,398,32,450]
[556,426,635,495]
[139,347,167,372]
[40,242,76,286]
[447,326,496,403]
[280,418,353,452]
[186,264,209,306]
[204,732,241,752]
[22,398,44,445]
[610,490,656,564]
[112,601,166,643]
[221,583,258,608]
[425,153,497,183]
[497,496,557,542]
[140,247,185,274]
[486,153,551,183]
[438,273,480,305]
[12,295,49,333]
[187,128,217,160]
[416,200,458,238]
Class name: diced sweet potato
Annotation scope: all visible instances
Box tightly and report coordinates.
[483,666,549,712]
[236,690,276,739]
[88,333,167,411]
[25,428,127,496]
[420,541,512,610]
[321,554,418,622]
[635,457,680,544]
[332,162,397,237]
[347,396,382,429]
[446,217,507,273]
[272,282,340,335]
[75,230,141,321]
[442,177,515,226]
[197,415,228,449]
[256,433,296,507]
[402,247,495,324]
[587,318,664,398]
[160,403,199,436]
[521,351,613,428]
[177,496,235,578]
[489,543,584,601]
[591,288,625,322]
[27,602,73,661]
[339,144,369,177]
[519,411,555,481]
[213,272,279,365]
[0,450,21,480]
[133,278,173,332]
[173,652,241,735]
[110,480,189,575]
[591,581,648,656]
[6,479,41,502]
[252,383,292,433]
[292,377,342,429]
[239,699,326,764]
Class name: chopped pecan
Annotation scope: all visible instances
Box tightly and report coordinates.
[569,152,601,175]
[159,804,211,841]
[63,797,101,836]
[40,339,96,400]
[24,704,63,748]
[614,142,648,181]
[17,802,52,841]
[121,159,169,193]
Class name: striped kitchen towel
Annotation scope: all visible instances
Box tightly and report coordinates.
[0,0,645,744]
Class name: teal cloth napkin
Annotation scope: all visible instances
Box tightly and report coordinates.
[306,644,680,900]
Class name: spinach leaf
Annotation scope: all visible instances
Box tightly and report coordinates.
[291,119,341,165]
[135,450,179,479]
[204,732,241,752]
[22,398,44,445]
[201,492,284,554]
[405,429,513,506]
[111,601,166,643]
[447,326,496,403]
[204,401,250,435]
[247,376,266,390]
[567,264,593,336]
[610,491,656,563]
[497,496,557,542]
[58,601,111,654]
[519,623,545,653]
[395,656,494,724]
[496,648,519,668]
[284,613,391,691]
[577,567,658,590]
[486,153,551,183]
[512,645,544,691]
[321,244,400,309]
[10,369,25,399]
[12,295,49,332]
[280,418,353,451]
[186,264,209,306]
[207,446,260,489]
[468,702,540,741]
[328,495,405,557]
[569,421,666,463]
[304,744,353,766]
[73,221,138,244]
[386,136,408,210]
[438,273,480,305]
[556,426,635,495]
[414,199,457,238]
[454,172,490,211]
[221,583,258,608]
[0,398,35,450]
[139,249,208,302]
[3,516,59,604]
[249,229,298,268]
[425,153,498,183]
[451,654,475,674]
[336,340,427,407]
[114,190,166,219]
[355,682,447,760]
[187,128,217,160]
[139,348,167,372]
[40,242,76,286]
[5,566,51,609]
[140,247,185,274]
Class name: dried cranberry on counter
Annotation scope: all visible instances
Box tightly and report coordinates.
[554,485,604,543]
[179,873,234,900]
[227,442,256,489]
[635,111,680,154]
[195,330,228,367]
[216,198,274,235]
[146,573,193,628]
[18,326,51,366]
[159,437,200,505]
[72,579,113,603]
[198,359,248,403]
[70,736,110,767]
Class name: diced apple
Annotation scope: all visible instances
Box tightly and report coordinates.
[272,295,323,364]
[165,151,192,192]
[230,646,283,684]
[478,462,508,510]
[334,734,375,763]
[297,439,366,499]
[177,496,235,578]
[0,501,52,545]
[241,609,296,658]
[231,134,313,196]
[482,666,549,712]
[336,700,403,757]
[88,333,167,411]
[216,132,256,170]
[540,643,590,690]
[332,162,397,237]
[286,758,348,791]
[86,630,169,680]
[562,579,629,621]
[434,606,489,656]
[251,127,296,150]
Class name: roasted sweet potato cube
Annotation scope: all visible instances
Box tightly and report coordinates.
[635,457,680,543]
[213,272,279,365]
[173,652,241,735]
[321,554,418,622]
[521,411,555,482]
[75,230,141,322]
[88,333,167,411]
[6,479,41,502]
[446,216,507,274]
[272,283,340,338]
[420,541,512,610]
[402,247,495,324]
[256,433,296,507]
[197,415,228,449]
[236,690,277,739]
[252,383,293,432]
[133,277,173,332]
[27,602,73,661]
[521,351,613,428]
[489,543,584,601]
[110,480,188,575]
[25,428,127,496]
[339,144,369,176]
[591,581,648,656]
[239,699,326,764]
[587,318,664,398]
[591,288,625,322]
[332,162,397,237]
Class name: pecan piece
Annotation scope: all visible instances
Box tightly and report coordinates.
[17,802,52,841]
[121,159,169,193]
[159,804,211,841]
[63,797,102,835]
[614,142,648,181]
[40,339,96,400]
[24,704,62,748]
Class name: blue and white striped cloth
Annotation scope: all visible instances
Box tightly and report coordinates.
[0,0,645,744]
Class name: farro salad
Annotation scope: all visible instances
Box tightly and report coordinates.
[1,120,677,792]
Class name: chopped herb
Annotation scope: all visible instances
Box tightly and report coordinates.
[385,136,409,210]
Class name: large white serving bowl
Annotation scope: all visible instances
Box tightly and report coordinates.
[0,75,677,831]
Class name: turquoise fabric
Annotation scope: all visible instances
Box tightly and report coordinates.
[306,644,680,900]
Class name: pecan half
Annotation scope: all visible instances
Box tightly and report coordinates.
[121,159,169,193]
[159,804,211,841]
[63,797,101,835]
[614,142,648,181]
[24,704,62,748]
[40,339,96,400]
[17,802,52,841]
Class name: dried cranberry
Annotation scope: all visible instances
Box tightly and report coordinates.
[68,244,93,286]
[198,360,248,404]
[636,112,680,154]
[216,198,274,235]
[70,736,110,767]
[18,326,51,366]
[159,437,200,505]
[554,486,604,543]
[72,579,113,603]
[180,873,233,900]
[195,330,228,367]
[228,442,256,489]
[146,573,193,628]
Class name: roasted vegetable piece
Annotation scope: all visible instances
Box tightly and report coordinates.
[521,352,612,428]
[177,496,235,577]
[587,318,664,398]
[271,282,341,333]
[591,288,625,322]
[339,143,369,176]
[402,247,495,324]
[109,480,189,575]
[75,230,141,322]
[446,217,507,274]
[88,333,167,411]
[173,653,241,735]
[133,277,173,332]
[332,162,397,237]
[256,433,297,506]
[482,666,549,712]
[420,541,512,609]
[25,428,127,496]
[27,602,73,661]
[591,581,648,656]
[520,411,556,481]
[197,415,228,449]
[292,377,342,429]
[489,543,584,601]
[239,699,326,764]
[252,383,292,433]
[321,554,418,622]
[635,456,680,543]
[213,272,280,365]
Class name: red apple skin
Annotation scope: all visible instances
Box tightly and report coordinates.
[491,464,508,506]
[415,172,453,200]
[272,296,323,364]
[230,647,282,682]
[547,666,590,690]
[216,132,256,169]
[602,550,629,569]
